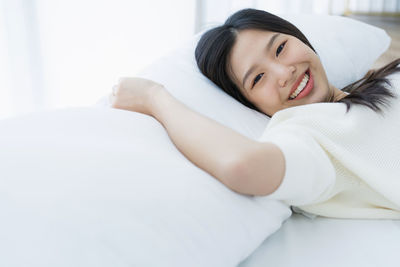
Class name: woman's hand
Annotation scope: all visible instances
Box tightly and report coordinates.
[110,77,165,117]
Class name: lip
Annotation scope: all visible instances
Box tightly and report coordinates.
[288,69,313,101]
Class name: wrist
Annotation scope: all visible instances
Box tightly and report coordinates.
[150,87,174,120]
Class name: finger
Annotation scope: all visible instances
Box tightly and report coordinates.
[118,77,129,85]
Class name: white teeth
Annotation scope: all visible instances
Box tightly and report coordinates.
[289,73,309,100]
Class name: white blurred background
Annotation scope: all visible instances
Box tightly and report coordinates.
[1,0,399,119]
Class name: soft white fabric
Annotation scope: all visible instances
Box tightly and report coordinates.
[239,214,400,267]
[125,14,390,140]
[136,38,268,140]
[0,13,392,266]
[258,72,400,219]
[0,108,290,267]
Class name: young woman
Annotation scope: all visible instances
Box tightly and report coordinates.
[110,9,400,219]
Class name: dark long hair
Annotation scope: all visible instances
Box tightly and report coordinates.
[195,8,399,115]
[339,58,400,113]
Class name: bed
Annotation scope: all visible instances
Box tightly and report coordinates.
[1,13,399,266]
[239,214,400,267]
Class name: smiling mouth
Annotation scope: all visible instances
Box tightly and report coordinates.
[288,69,312,100]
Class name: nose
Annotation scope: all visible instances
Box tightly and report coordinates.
[277,65,296,88]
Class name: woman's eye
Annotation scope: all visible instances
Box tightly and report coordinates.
[253,73,264,87]
[276,41,286,57]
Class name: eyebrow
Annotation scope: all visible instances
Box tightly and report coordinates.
[242,33,280,89]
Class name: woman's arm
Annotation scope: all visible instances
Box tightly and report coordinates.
[110,78,285,196]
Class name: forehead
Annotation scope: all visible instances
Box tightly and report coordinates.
[228,29,276,85]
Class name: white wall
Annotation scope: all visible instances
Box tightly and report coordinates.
[0,0,42,118]
[195,0,399,33]
[0,0,196,118]
[1,0,398,119]
[0,2,13,118]
[35,0,196,109]
[195,0,348,32]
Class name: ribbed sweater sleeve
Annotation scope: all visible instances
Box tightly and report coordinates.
[258,127,336,206]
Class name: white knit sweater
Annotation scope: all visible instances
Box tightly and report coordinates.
[259,72,400,219]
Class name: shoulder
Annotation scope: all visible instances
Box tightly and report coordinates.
[265,102,347,131]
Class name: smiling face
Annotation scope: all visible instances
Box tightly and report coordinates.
[228,29,343,116]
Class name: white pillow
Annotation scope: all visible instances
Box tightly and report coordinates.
[0,108,290,267]
[136,14,390,139]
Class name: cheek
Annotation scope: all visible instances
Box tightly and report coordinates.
[252,84,281,106]
[311,54,323,69]
[285,45,308,62]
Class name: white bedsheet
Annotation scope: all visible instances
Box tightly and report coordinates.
[239,213,400,267]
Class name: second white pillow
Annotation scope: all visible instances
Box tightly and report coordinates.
[137,14,390,139]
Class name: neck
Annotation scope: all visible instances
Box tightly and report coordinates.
[328,84,347,102]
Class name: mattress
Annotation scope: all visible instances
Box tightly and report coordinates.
[239,213,400,267]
